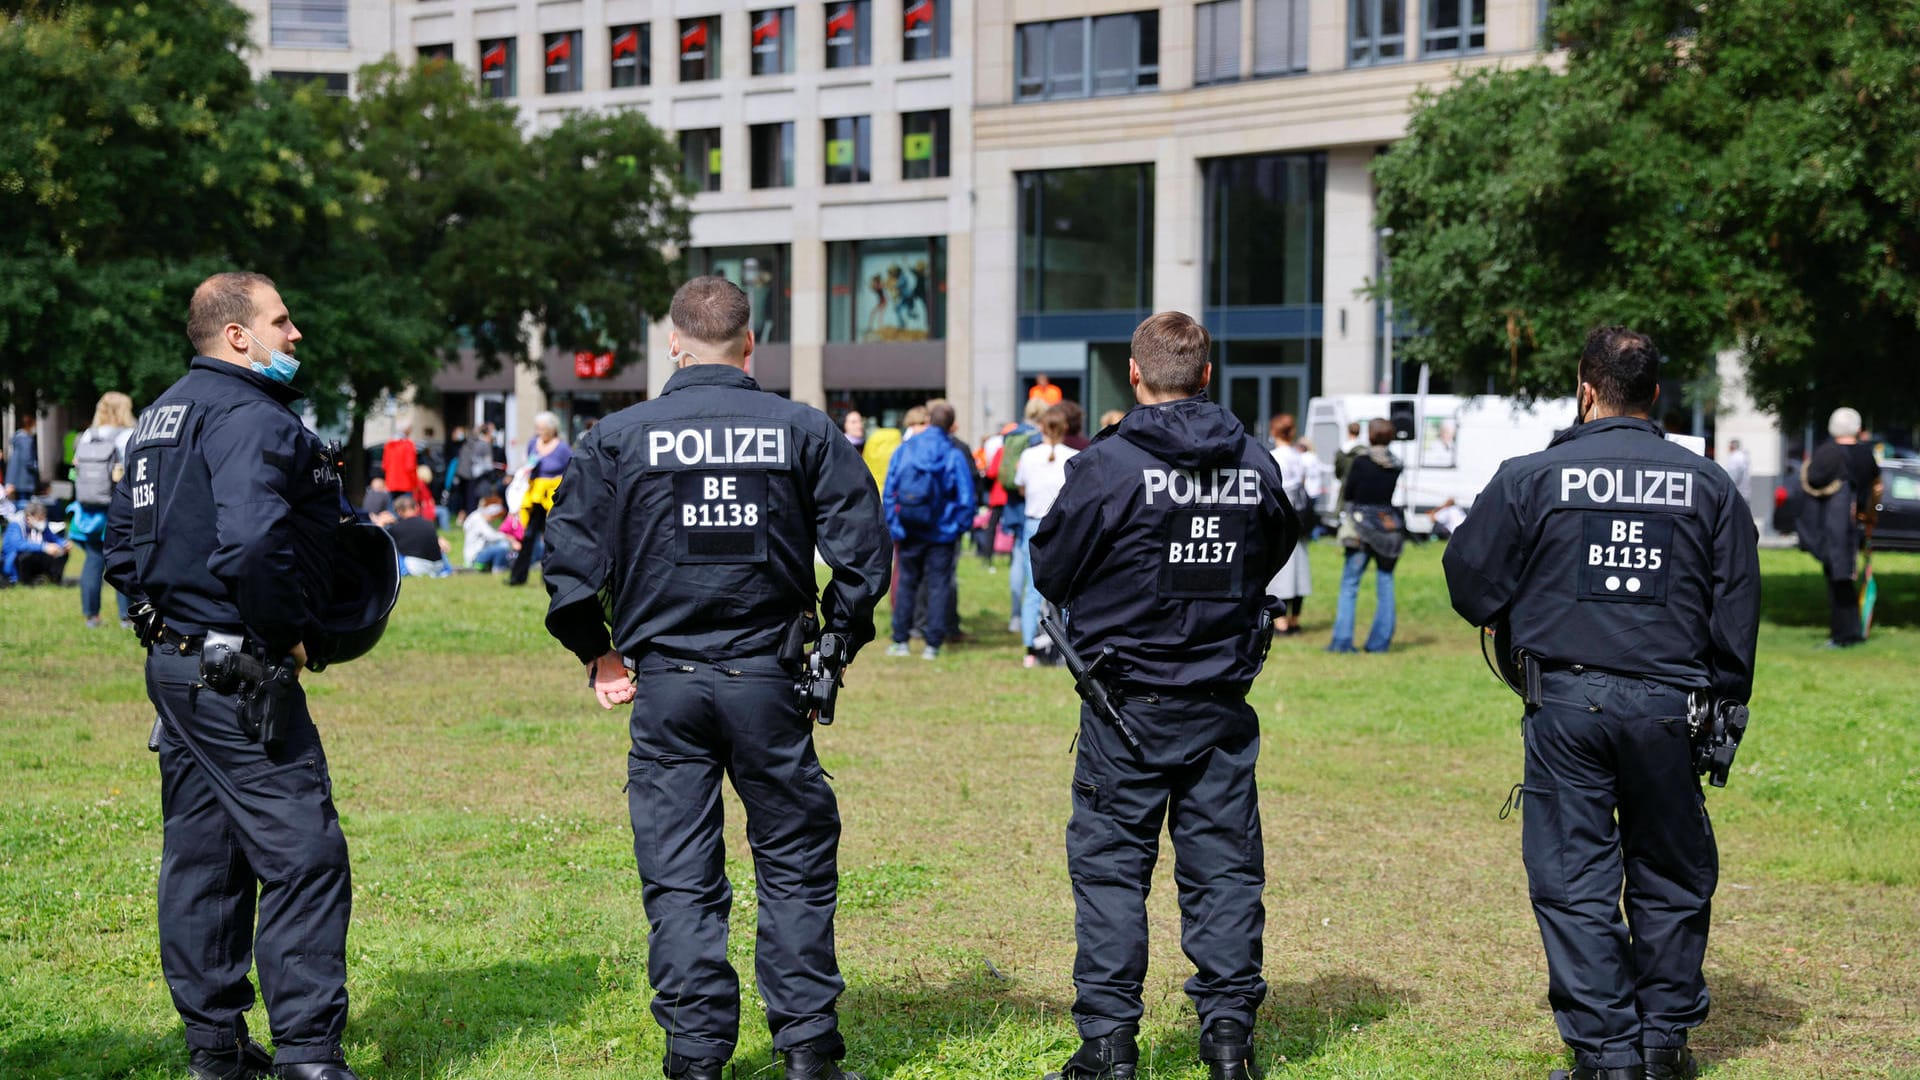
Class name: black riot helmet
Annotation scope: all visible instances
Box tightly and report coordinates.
[306,522,400,670]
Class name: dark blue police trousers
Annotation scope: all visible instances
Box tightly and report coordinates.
[147,645,352,1066]
[1521,669,1716,1072]
[1067,694,1267,1038]
[626,652,845,1062]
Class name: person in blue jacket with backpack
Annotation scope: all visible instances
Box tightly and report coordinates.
[882,399,978,659]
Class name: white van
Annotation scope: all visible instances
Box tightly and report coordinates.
[1305,393,1578,534]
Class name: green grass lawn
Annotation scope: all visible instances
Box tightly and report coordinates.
[3,541,1917,1079]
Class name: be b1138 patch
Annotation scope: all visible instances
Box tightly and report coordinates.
[1159,508,1247,598]
[674,471,769,563]
[1578,514,1673,604]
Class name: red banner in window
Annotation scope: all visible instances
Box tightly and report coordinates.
[573,351,615,379]
[481,41,508,71]
[753,12,782,48]
[612,28,640,58]
[826,4,857,43]
[681,21,708,57]
[904,0,934,35]
[546,35,572,64]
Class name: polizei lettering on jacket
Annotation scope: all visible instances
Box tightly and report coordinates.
[1557,466,1696,509]
[647,424,789,468]
[1140,467,1261,506]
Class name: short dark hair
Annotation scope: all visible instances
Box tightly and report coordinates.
[670,276,752,347]
[926,400,956,431]
[1131,311,1211,396]
[1368,418,1395,446]
[187,272,276,354]
[1579,326,1661,413]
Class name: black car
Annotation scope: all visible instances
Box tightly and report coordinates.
[1875,460,1920,552]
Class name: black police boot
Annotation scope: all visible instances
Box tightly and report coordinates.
[1198,1019,1256,1080]
[1547,1068,1641,1080]
[1644,1047,1697,1080]
[784,1042,864,1080]
[1042,1027,1139,1080]
[188,1041,273,1080]
[663,1052,727,1080]
[271,1064,362,1080]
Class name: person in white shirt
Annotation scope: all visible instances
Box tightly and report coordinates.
[1722,439,1752,502]
[1013,405,1077,666]
[462,495,517,573]
[1265,415,1314,634]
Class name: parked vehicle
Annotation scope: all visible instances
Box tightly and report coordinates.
[1873,460,1920,552]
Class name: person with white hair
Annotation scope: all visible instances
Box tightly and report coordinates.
[1796,406,1879,647]
[506,410,572,585]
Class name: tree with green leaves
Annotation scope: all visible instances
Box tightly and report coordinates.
[2,0,689,488]
[1372,0,1920,427]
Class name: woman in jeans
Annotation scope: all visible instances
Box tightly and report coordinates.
[68,392,136,627]
[1328,418,1405,653]
[506,411,571,586]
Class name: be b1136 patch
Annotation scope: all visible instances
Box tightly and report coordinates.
[1578,514,1673,604]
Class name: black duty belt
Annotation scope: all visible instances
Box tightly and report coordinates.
[1517,652,1699,707]
[1114,681,1251,704]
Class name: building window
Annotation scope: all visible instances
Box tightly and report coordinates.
[680,129,722,192]
[1017,165,1155,315]
[1203,152,1327,309]
[1015,13,1158,103]
[1349,0,1405,65]
[1253,0,1309,75]
[270,0,348,48]
[1423,0,1486,56]
[902,0,950,61]
[686,246,790,343]
[901,110,950,180]
[828,237,946,342]
[271,71,350,95]
[680,16,720,82]
[1195,0,1240,86]
[823,115,871,184]
[418,43,453,65]
[751,122,795,188]
[544,31,582,93]
[825,1,871,69]
[751,8,795,75]
[480,37,516,99]
[611,25,650,87]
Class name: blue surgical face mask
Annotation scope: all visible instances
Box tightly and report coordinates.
[242,328,301,385]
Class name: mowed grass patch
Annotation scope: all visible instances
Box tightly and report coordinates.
[2,544,1917,1078]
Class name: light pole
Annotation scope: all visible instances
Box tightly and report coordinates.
[1377,226,1395,394]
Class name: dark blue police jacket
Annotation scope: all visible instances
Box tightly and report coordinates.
[1032,395,1299,691]
[542,362,892,664]
[1443,415,1760,702]
[104,356,341,655]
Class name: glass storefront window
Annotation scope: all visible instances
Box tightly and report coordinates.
[751,8,795,75]
[1204,152,1326,308]
[1017,165,1155,314]
[685,246,791,343]
[827,237,947,343]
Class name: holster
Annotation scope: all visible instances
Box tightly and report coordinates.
[778,611,819,666]
[1520,652,1543,707]
[200,631,299,746]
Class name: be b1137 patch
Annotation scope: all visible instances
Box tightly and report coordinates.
[1159,508,1248,598]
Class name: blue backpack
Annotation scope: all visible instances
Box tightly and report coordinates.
[890,440,946,534]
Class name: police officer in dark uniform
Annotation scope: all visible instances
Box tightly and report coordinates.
[541,276,891,1080]
[1031,311,1298,1080]
[1442,327,1760,1080]
[104,272,388,1080]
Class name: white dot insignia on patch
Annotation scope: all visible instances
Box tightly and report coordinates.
[1626,577,1642,593]
[1606,575,1621,591]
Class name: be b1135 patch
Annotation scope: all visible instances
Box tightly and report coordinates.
[1578,514,1673,604]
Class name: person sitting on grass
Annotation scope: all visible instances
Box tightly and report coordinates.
[386,493,451,577]
[463,494,517,573]
[3,501,71,586]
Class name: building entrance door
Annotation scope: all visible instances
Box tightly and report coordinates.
[1222,365,1309,443]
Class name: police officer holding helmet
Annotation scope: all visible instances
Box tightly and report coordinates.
[1443,327,1760,1080]
[541,276,891,1080]
[1031,311,1299,1080]
[105,272,398,1080]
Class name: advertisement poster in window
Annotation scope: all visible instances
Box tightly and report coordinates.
[480,39,512,95]
[904,0,935,41]
[858,250,932,343]
[705,254,782,343]
[682,20,709,62]
[753,11,783,61]
[903,132,933,166]
[826,3,858,48]
[611,26,644,85]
